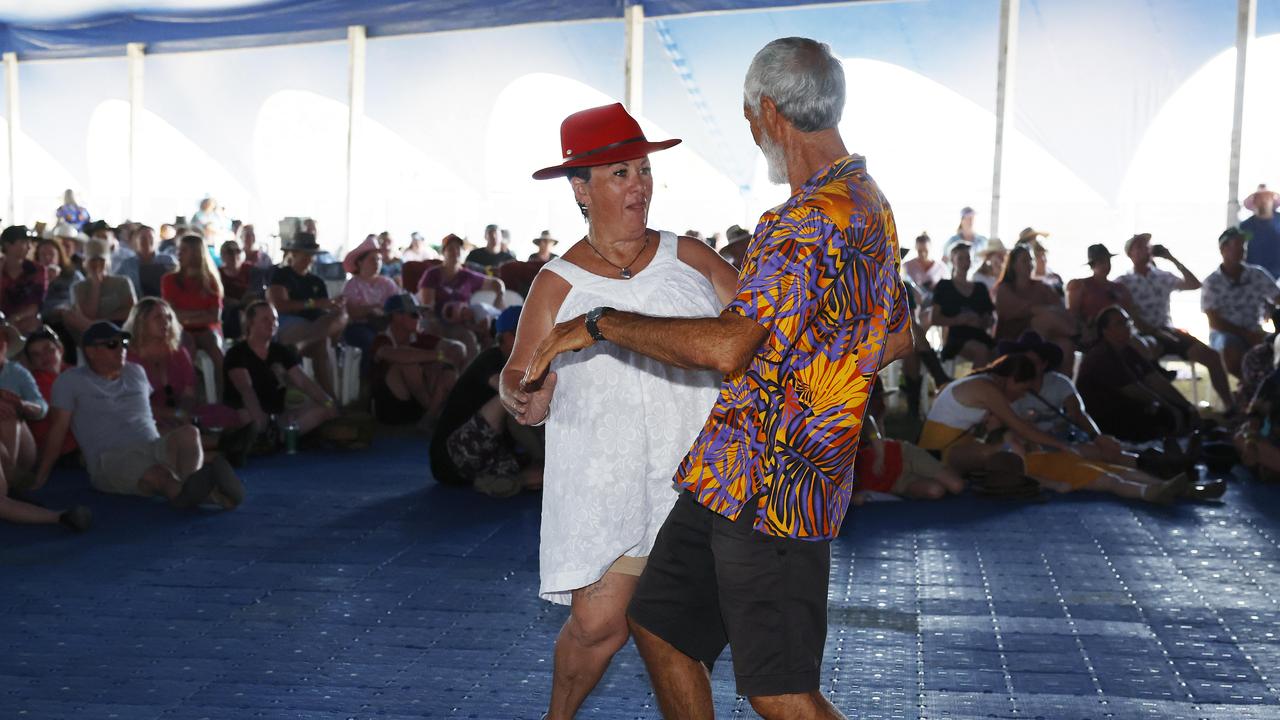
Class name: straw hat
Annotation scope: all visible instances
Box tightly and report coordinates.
[1244,184,1279,212]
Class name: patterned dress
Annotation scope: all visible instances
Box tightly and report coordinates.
[538,232,722,604]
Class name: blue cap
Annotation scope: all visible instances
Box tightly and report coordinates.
[383,293,420,316]
[83,321,130,347]
[495,306,522,335]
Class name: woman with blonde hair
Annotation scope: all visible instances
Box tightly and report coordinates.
[162,234,225,398]
[124,297,250,460]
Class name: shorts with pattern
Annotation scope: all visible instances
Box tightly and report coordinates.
[445,413,519,484]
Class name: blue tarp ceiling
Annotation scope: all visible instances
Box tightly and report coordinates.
[0,0,873,60]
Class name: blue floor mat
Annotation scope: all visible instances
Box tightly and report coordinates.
[2,436,1280,719]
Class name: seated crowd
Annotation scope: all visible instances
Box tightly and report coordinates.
[7,184,1280,534]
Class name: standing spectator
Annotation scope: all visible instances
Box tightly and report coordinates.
[944,206,987,259]
[0,226,47,335]
[1202,226,1280,377]
[55,189,90,229]
[34,321,242,510]
[218,240,250,341]
[370,294,462,425]
[930,242,996,365]
[418,233,506,361]
[162,235,225,399]
[224,300,338,441]
[118,225,178,298]
[527,231,560,262]
[65,239,136,341]
[465,224,515,270]
[902,232,946,294]
[190,196,229,238]
[401,232,437,262]
[1243,184,1280,277]
[995,242,1075,371]
[1116,232,1233,409]
[341,236,400,358]
[22,328,76,460]
[267,232,347,398]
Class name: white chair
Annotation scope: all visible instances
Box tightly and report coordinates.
[194,349,218,405]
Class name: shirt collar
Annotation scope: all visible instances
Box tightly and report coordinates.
[777,154,865,216]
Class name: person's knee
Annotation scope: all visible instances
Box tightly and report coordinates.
[568,606,629,651]
[748,691,823,719]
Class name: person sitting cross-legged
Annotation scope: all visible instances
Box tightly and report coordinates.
[32,321,243,510]
[429,304,542,497]
[369,294,464,426]
[224,300,339,443]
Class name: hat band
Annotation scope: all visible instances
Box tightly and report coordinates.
[566,135,647,162]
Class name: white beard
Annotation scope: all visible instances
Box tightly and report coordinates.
[760,130,788,185]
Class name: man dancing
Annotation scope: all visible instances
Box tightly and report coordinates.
[518,37,909,719]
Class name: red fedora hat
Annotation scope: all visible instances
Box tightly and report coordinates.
[532,103,680,180]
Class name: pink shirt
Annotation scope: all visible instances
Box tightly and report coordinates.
[341,274,399,309]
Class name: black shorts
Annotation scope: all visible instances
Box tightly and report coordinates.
[1151,327,1195,357]
[628,491,831,698]
[372,383,426,426]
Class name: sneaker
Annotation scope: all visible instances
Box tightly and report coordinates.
[172,464,219,509]
[59,505,92,533]
[1182,478,1227,501]
[205,456,245,510]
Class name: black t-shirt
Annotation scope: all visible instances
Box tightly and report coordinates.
[932,278,994,318]
[269,265,328,321]
[465,248,515,269]
[429,347,506,485]
[223,341,301,415]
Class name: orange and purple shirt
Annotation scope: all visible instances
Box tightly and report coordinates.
[674,154,908,540]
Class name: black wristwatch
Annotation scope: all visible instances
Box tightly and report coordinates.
[585,306,615,342]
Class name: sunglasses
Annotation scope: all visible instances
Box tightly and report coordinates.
[91,339,128,350]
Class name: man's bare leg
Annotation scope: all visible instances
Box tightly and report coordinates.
[628,619,714,720]
[547,572,638,719]
[749,691,847,720]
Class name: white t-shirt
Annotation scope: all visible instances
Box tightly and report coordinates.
[51,364,159,467]
[1010,371,1083,437]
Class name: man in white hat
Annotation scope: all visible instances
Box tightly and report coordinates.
[1243,184,1280,277]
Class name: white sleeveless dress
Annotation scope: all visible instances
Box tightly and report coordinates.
[538,231,723,605]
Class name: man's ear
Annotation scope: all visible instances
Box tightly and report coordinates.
[759,95,783,138]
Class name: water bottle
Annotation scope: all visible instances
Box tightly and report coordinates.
[285,419,299,455]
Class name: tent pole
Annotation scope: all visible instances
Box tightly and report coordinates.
[345,25,367,252]
[990,0,1018,242]
[3,53,16,225]
[624,3,644,114]
[1228,0,1256,226]
[127,43,145,220]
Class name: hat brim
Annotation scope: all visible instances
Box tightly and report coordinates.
[85,330,131,347]
[532,138,681,180]
[1244,191,1280,212]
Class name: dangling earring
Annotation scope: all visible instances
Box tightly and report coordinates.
[578,202,589,221]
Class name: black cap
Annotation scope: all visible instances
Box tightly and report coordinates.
[383,293,420,316]
[0,225,37,246]
[1219,226,1249,247]
[1086,243,1116,266]
[82,321,130,347]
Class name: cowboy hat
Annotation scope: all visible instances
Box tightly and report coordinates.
[1123,232,1152,255]
[1085,243,1117,266]
[1018,227,1049,243]
[979,237,1008,256]
[533,103,681,180]
[534,230,558,246]
[283,231,321,253]
[1243,184,1279,212]
[342,236,379,274]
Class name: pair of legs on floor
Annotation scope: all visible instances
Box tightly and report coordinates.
[0,417,82,528]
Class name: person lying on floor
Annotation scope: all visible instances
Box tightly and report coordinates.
[917,353,1190,504]
[852,413,963,503]
[33,321,242,511]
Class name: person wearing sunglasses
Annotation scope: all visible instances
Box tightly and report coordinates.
[33,320,243,510]
[369,293,463,425]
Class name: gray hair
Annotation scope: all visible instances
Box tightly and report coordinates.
[744,37,845,132]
